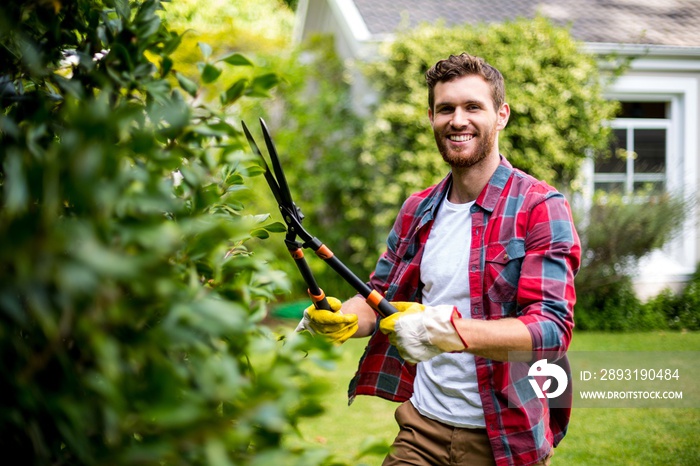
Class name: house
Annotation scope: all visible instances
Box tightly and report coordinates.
[293,0,700,299]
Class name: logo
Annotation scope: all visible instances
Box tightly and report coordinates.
[528,359,568,399]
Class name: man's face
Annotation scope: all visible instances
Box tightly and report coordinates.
[428,75,509,168]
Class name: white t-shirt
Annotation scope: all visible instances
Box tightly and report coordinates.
[410,197,486,428]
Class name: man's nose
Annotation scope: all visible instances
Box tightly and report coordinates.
[451,108,469,128]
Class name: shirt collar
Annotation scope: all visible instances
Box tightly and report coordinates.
[476,156,513,213]
[415,174,451,229]
[418,156,514,221]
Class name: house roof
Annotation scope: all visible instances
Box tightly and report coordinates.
[352,0,700,48]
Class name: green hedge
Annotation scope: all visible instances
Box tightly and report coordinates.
[575,266,700,332]
[644,268,700,331]
[0,1,349,464]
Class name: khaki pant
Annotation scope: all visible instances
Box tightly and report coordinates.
[382,401,553,466]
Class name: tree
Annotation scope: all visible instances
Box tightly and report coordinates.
[347,17,621,269]
[0,1,339,464]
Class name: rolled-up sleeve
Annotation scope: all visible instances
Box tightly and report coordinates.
[517,191,581,359]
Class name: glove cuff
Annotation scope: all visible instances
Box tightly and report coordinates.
[450,309,469,349]
[424,305,467,353]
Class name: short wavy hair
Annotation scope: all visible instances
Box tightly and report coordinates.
[425,53,505,112]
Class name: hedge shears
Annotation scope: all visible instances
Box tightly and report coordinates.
[242,118,397,317]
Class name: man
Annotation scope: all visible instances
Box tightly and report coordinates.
[297,53,580,466]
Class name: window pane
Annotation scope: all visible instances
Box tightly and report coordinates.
[595,128,627,173]
[618,102,668,118]
[633,181,665,193]
[594,182,625,194]
[634,129,666,174]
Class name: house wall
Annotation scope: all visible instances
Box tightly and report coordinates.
[294,0,380,114]
[295,0,346,55]
[295,0,376,62]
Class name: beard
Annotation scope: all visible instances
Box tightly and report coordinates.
[434,123,496,168]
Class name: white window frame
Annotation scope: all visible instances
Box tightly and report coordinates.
[594,118,672,194]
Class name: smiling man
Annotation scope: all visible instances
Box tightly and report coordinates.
[296,53,581,466]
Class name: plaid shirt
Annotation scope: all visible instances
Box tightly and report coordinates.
[348,157,581,466]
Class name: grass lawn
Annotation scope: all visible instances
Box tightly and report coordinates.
[286,331,700,465]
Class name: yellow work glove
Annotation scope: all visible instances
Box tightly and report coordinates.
[380,304,466,364]
[295,297,358,345]
[378,302,425,335]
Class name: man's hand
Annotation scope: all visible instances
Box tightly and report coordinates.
[380,304,466,363]
[295,297,358,344]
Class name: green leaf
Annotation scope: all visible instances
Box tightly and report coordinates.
[250,228,270,239]
[221,79,247,105]
[2,149,28,214]
[75,239,140,279]
[207,121,237,138]
[247,214,271,224]
[262,221,287,233]
[201,63,222,84]
[220,52,254,67]
[180,164,205,187]
[144,79,171,103]
[243,164,266,177]
[246,73,281,97]
[176,72,198,97]
[114,0,130,20]
[161,32,183,56]
[189,124,229,137]
[161,56,173,76]
[134,0,161,38]
[136,14,160,39]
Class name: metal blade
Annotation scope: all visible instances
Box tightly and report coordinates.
[241,120,284,206]
[260,118,295,209]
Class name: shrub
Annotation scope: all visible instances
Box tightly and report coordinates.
[644,268,700,331]
[573,190,687,331]
[673,268,700,330]
[0,1,340,464]
[575,277,644,331]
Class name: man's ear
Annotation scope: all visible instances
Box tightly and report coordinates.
[428,107,434,124]
[496,103,510,130]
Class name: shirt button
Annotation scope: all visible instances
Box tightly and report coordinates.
[470,265,477,272]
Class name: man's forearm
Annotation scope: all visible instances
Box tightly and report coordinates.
[340,296,378,338]
[452,317,532,361]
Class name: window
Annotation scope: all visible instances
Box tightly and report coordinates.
[591,75,699,279]
[593,101,670,195]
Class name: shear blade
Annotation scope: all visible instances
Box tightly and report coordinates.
[241,120,284,206]
[260,118,295,209]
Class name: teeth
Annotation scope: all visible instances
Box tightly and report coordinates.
[449,134,474,142]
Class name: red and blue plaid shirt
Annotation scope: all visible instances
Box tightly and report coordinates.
[348,157,581,466]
